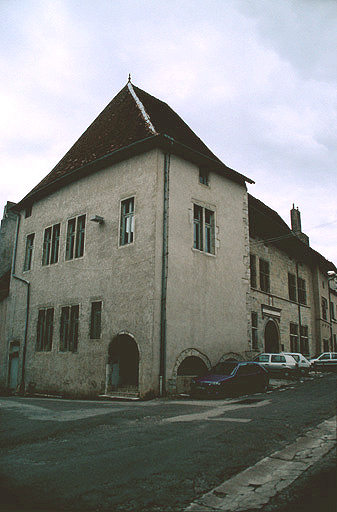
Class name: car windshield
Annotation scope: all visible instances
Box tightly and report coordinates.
[210,362,237,375]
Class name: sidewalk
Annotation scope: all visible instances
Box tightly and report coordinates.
[185,416,336,511]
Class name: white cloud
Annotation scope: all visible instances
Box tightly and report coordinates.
[0,0,336,262]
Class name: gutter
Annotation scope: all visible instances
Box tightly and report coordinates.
[159,150,171,395]
[11,213,30,394]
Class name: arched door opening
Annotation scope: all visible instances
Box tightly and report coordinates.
[107,334,139,393]
[176,356,208,394]
[264,320,279,353]
[177,356,208,376]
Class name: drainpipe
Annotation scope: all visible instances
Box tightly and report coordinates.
[296,263,302,353]
[11,212,30,394]
[159,151,170,395]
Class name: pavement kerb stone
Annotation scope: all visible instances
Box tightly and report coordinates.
[185,415,336,512]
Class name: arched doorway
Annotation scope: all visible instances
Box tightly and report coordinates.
[175,354,209,394]
[107,334,139,393]
[177,356,208,376]
[264,320,279,352]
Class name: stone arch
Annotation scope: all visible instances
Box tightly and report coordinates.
[218,352,244,363]
[172,349,211,378]
[107,332,140,393]
[264,320,280,353]
[173,349,211,395]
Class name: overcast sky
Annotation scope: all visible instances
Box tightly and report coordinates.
[1,0,336,263]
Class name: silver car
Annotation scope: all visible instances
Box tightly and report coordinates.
[281,353,311,374]
[310,352,337,371]
[253,353,298,376]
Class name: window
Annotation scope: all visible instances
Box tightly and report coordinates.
[120,198,134,245]
[199,169,209,186]
[271,355,286,363]
[25,205,32,218]
[250,254,257,288]
[322,297,328,320]
[42,224,60,266]
[36,308,54,351]
[330,301,335,320]
[290,323,299,352]
[288,273,297,301]
[298,278,307,305]
[23,233,35,271]
[66,215,86,260]
[256,354,269,362]
[300,325,309,355]
[193,204,215,254]
[259,259,270,292]
[60,305,79,352]
[251,312,258,349]
[90,301,102,339]
[333,334,337,352]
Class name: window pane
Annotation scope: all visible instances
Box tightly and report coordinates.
[250,254,257,288]
[24,233,34,271]
[60,306,70,351]
[50,224,60,264]
[204,209,214,254]
[120,198,134,245]
[259,259,270,292]
[66,219,76,260]
[288,273,297,301]
[193,204,203,251]
[75,215,86,258]
[42,227,52,266]
[90,301,102,339]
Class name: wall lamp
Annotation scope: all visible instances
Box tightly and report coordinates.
[90,215,104,225]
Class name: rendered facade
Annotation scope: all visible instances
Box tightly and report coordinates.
[0,82,336,398]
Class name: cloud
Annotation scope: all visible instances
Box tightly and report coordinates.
[0,0,336,262]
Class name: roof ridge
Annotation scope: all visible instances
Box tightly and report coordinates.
[127,82,157,135]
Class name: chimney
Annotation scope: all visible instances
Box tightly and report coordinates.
[290,204,309,246]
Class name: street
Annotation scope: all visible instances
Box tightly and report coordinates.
[0,373,336,512]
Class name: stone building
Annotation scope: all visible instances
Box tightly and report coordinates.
[0,82,254,397]
[0,82,336,397]
[248,196,337,360]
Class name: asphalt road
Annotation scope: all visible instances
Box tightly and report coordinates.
[0,373,336,512]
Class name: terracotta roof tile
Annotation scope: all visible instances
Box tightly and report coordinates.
[18,82,251,205]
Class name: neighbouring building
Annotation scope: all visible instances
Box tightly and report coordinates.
[0,81,336,397]
[248,196,337,360]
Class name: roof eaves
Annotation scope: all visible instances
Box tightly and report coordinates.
[13,134,161,211]
[163,135,254,185]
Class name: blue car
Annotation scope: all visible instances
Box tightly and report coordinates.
[190,361,269,398]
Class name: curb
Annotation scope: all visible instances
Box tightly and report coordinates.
[185,416,336,512]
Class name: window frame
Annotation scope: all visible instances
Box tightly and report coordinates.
[120,197,135,246]
[65,215,86,260]
[322,297,328,321]
[259,258,270,293]
[250,254,257,288]
[36,307,54,352]
[23,233,35,271]
[199,168,209,186]
[297,277,307,305]
[288,273,297,302]
[193,203,215,255]
[90,301,102,340]
[300,325,309,355]
[251,311,258,350]
[42,223,60,266]
[290,322,299,352]
[60,305,79,352]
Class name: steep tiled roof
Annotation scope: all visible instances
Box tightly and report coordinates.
[248,194,337,272]
[16,82,252,208]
